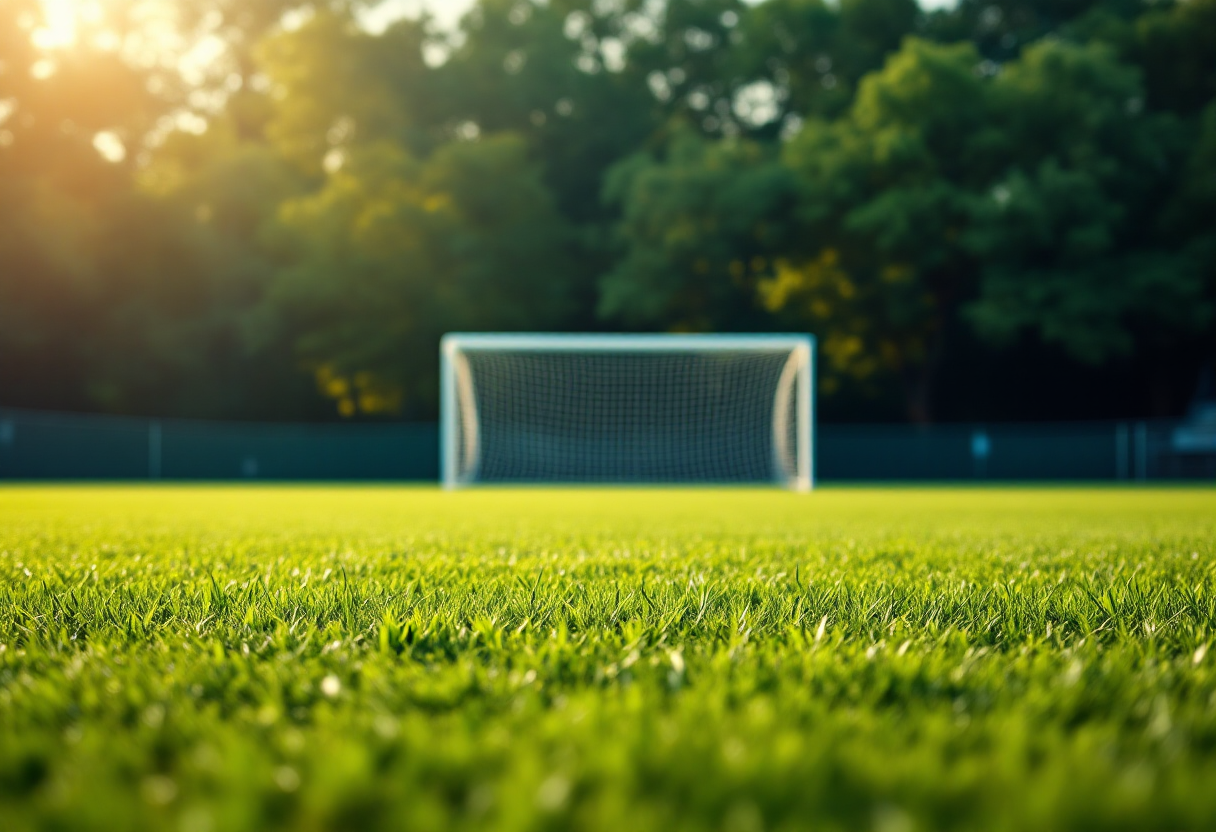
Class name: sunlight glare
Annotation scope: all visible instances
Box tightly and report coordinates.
[34,0,79,49]
[93,131,127,163]
[34,1,126,52]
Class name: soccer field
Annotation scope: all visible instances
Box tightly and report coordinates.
[2,487,1215,831]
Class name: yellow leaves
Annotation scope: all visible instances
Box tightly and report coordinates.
[314,366,357,417]
[756,250,883,379]
[354,370,403,415]
[824,334,880,379]
[760,252,915,316]
[357,392,401,415]
[315,365,353,416]
[753,248,930,386]
[757,250,848,313]
[824,334,863,365]
[757,262,803,312]
[423,193,451,214]
[315,366,403,418]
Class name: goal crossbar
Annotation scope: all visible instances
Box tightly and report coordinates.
[445,333,816,352]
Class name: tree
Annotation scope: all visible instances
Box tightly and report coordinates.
[774,39,998,421]
[87,117,313,419]
[272,136,577,417]
[437,0,658,227]
[599,125,798,332]
[1131,0,1216,116]
[772,35,1211,420]
[737,0,919,126]
[256,9,437,174]
[1,0,1213,424]
[920,1,1145,62]
[0,0,169,411]
[615,0,751,136]
[963,40,1209,369]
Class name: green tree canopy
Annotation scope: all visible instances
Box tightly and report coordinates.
[771,39,997,419]
[761,35,1212,420]
[1,0,1212,422]
[963,40,1210,365]
[599,124,798,332]
[273,135,577,416]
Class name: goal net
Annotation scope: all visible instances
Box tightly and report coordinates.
[441,334,814,490]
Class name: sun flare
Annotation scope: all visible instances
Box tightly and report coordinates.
[29,0,184,72]
[33,0,82,49]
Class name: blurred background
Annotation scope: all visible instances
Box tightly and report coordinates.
[0,0,1213,479]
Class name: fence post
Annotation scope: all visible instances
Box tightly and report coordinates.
[149,420,162,481]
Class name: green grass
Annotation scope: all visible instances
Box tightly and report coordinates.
[2,486,1216,832]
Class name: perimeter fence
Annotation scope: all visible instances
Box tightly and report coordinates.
[0,408,438,481]
[0,407,1212,482]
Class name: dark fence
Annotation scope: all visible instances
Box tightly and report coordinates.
[816,421,1215,481]
[0,409,439,481]
[0,407,1212,482]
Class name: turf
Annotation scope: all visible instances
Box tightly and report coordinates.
[1,486,1215,832]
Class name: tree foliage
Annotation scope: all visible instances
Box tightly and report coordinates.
[963,40,1208,366]
[0,0,1212,421]
[600,125,797,332]
[273,136,577,416]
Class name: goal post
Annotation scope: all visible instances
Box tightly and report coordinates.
[440,333,815,490]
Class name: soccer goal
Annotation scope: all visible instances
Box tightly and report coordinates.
[440,333,814,490]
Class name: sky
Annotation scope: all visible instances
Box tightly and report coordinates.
[361,0,961,34]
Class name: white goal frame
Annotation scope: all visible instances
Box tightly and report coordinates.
[440,333,815,491]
